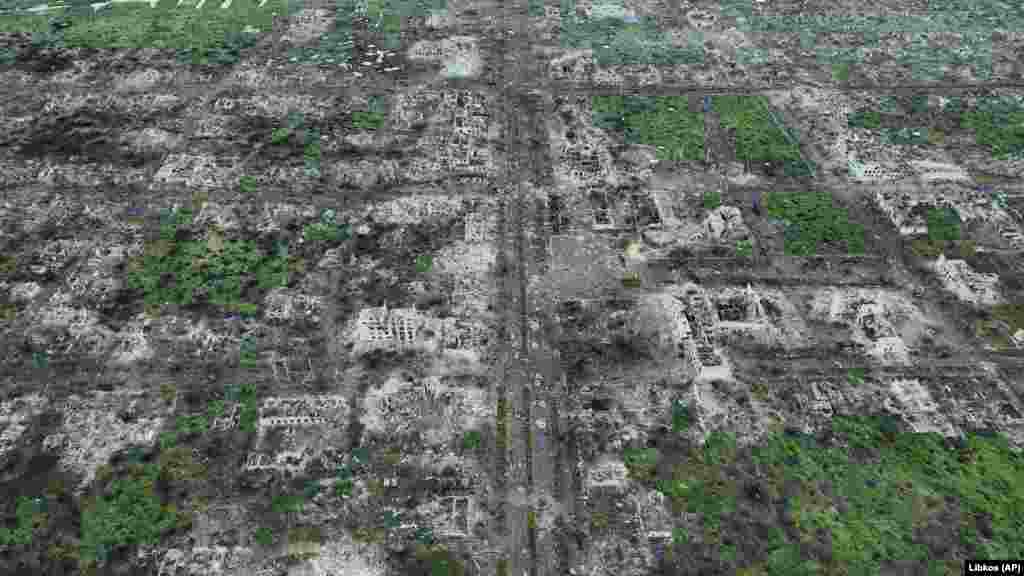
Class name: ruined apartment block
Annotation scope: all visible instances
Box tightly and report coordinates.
[932,255,1003,306]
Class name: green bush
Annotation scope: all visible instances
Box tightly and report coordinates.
[703,191,722,210]
[238,175,258,194]
[79,464,183,565]
[335,478,354,498]
[623,447,660,483]
[961,98,1024,159]
[271,494,303,515]
[592,96,704,161]
[254,526,274,546]
[735,239,753,258]
[126,212,288,311]
[926,206,961,242]
[461,430,482,451]
[765,191,865,256]
[847,367,865,386]
[671,400,692,432]
[847,109,882,129]
[351,111,386,130]
[0,497,47,548]
[713,95,802,163]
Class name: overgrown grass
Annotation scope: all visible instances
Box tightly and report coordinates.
[962,97,1024,159]
[764,191,865,256]
[926,206,961,242]
[623,447,660,483]
[79,463,186,568]
[702,190,722,210]
[0,496,47,548]
[3,0,283,64]
[559,9,703,65]
[592,96,704,161]
[657,418,1024,574]
[350,110,387,130]
[712,95,803,166]
[847,96,1024,159]
[461,430,481,451]
[125,206,289,313]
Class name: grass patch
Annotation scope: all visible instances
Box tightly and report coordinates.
[847,367,865,386]
[461,430,482,451]
[702,190,722,210]
[5,0,282,64]
[926,206,961,243]
[660,417,1024,574]
[592,96,704,161]
[0,496,48,548]
[961,97,1024,159]
[623,447,660,483]
[671,399,692,432]
[79,463,186,568]
[254,526,274,546]
[765,191,865,256]
[559,8,703,65]
[735,239,753,258]
[832,62,850,82]
[712,95,803,165]
[125,207,289,312]
[350,110,386,130]
[415,254,433,273]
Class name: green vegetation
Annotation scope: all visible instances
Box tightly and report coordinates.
[270,127,292,146]
[415,254,433,273]
[886,126,929,146]
[656,417,1024,574]
[977,303,1024,349]
[415,526,434,545]
[847,367,865,386]
[590,511,609,531]
[239,335,258,368]
[271,493,304,515]
[559,6,703,66]
[335,478,354,498]
[79,464,186,567]
[712,95,803,166]
[0,496,47,548]
[2,0,282,64]
[157,446,206,484]
[926,206,962,243]
[671,399,692,432]
[351,110,387,130]
[410,542,465,576]
[848,96,1024,159]
[831,62,850,82]
[735,239,753,258]
[461,430,482,451]
[302,209,350,244]
[962,98,1024,159]
[222,382,259,433]
[910,238,946,259]
[764,191,865,256]
[254,526,274,546]
[623,447,660,483]
[702,190,722,210]
[621,271,642,288]
[238,175,258,194]
[591,96,704,161]
[126,207,289,313]
[847,109,882,130]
